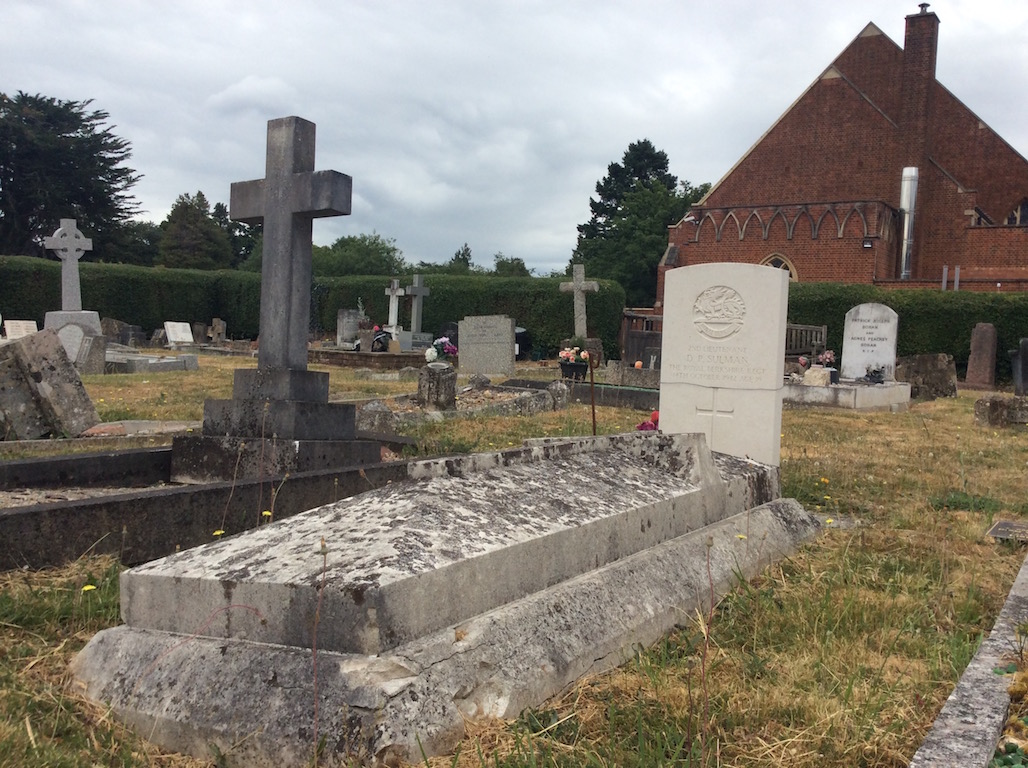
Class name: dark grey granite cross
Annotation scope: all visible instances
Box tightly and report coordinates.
[405,274,430,334]
[44,219,93,312]
[230,117,352,370]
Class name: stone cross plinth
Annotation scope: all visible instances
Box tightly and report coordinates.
[171,117,379,483]
[417,362,457,410]
[559,264,599,339]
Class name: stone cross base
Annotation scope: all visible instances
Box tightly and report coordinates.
[169,434,380,484]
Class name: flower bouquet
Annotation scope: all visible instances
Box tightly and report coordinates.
[425,336,458,363]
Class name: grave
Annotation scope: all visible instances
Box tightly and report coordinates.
[384,279,405,339]
[336,308,362,347]
[965,322,998,388]
[163,321,195,347]
[209,317,227,343]
[416,361,457,410]
[73,431,819,764]
[839,303,898,381]
[559,263,602,362]
[1010,337,1028,397]
[0,328,100,439]
[406,274,433,348]
[457,315,515,376]
[3,319,38,340]
[169,116,379,483]
[41,219,104,367]
[659,263,788,466]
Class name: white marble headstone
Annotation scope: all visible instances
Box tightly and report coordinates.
[164,321,195,347]
[3,319,38,340]
[840,303,898,381]
[659,263,788,466]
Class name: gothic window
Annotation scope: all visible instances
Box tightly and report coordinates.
[761,253,797,280]
[1006,199,1028,225]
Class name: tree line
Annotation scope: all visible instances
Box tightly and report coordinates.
[0,91,707,305]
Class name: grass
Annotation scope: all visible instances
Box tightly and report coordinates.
[2,360,1027,766]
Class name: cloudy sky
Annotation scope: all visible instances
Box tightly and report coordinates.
[5,1,1028,274]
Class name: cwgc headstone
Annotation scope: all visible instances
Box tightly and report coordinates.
[840,303,899,381]
[171,116,378,483]
[659,263,788,466]
[457,315,516,376]
[559,264,599,339]
[0,329,100,439]
[3,320,38,340]
[164,322,195,347]
[41,219,103,364]
[965,322,998,388]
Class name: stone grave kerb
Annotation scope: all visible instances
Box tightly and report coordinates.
[405,274,430,335]
[230,116,352,373]
[44,218,92,312]
[559,263,599,339]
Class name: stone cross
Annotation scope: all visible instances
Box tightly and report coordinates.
[44,219,93,312]
[384,279,405,338]
[559,263,599,339]
[405,274,430,334]
[230,116,352,370]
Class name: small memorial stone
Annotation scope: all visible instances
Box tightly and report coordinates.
[417,361,457,410]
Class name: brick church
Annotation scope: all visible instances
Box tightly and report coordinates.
[655,3,1028,308]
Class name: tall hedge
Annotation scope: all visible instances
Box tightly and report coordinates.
[0,256,625,358]
[787,282,1028,380]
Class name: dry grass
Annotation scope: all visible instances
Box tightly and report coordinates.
[2,379,1027,767]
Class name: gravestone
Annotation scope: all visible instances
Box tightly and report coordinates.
[384,279,405,339]
[41,218,103,365]
[210,318,227,343]
[457,315,516,376]
[416,361,457,410]
[336,308,362,346]
[559,264,598,339]
[1011,338,1028,396]
[406,274,433,348]
[3,320,38,340]
[73,432,818,764]
[840,303,898,381]
[190,322,207,344]
[0,329,100,439]
[163,321,195,347]
[659,263,788,466]
[965,322,998,388]
[170,116,378,483]
[895,354,958,400]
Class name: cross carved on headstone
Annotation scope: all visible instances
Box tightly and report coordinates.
[230,117,352,370]
[44,219,93,312]
[559,263,599,339]
[405,274,430,334]
[384,279,405,338]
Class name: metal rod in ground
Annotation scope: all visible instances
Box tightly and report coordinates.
[589,356,597,436]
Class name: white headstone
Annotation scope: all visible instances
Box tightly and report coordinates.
[659,264,788,466]
[384,279,405,339]
[164,321,195,347]
[457,315,516,376]
[840,303,898,381]
[3,319,39,340]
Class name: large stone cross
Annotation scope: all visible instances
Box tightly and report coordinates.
[405,274,430,334]
[559,263,599,339]
[44,219,93,312]
[384,279,405,338]
[230,117,352,370]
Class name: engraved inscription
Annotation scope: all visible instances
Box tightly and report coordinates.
[692,285,745,340]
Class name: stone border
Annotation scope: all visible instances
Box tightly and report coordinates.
[908,550,1028,766]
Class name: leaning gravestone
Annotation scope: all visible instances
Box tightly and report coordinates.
[163,321,195,348]
[3,320,38,341]
[457,315,516,376]
[659,263,788,466]
[840,303,899,381]
[965,322,998,388]
[170,116,379,483]
[0,329,100,439]
[41,219,104,367]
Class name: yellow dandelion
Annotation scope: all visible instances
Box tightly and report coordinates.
[81,584,97,592]
[820,477,829,484]
[262,510,272,517]
[825,518,834,525]
[213,529,225,537]
[736,534,747,540]
[823,495,831,500]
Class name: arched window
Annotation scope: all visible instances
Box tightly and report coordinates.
[761,253,797,280]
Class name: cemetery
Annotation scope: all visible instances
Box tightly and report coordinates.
[3,118,1028,766]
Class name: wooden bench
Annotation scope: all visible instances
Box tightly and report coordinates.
[785,323,827,360]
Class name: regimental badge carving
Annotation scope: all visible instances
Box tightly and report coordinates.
[692,285,746,340]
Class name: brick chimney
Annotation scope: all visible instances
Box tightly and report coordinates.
[900,3,939,168]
